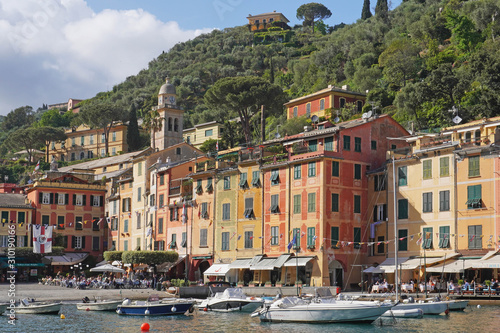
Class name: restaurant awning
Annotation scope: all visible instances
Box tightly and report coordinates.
[228,258,253,269]
[426,259,483,273]
[43,253,88,266]
[478,254,500,269]
[363,266,385,274]
[250,258,277,270]
[400,254,459,270]
[203,264,231,276]
[283,256,315,267]
[364,257,408,273]
[157,255,186,272]
[273,254,291,268]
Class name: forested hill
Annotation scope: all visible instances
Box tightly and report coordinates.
[70,0,500,132]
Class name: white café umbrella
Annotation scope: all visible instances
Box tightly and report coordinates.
[90,264,125,274]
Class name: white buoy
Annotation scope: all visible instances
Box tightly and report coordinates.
[171,306,177,312]
[477,305,481,309]
[145,309,150,315]
[117,309,122,314]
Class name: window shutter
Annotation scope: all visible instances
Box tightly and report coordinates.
[373,206,377,222]
[82,236,86,249]
[50,193,54,204]
[63,236,68,248]
[100,196,104,207]
[83,195,87,206]
[72,236,76,248]
[55,193,59,204]
[65,194,69,205]
[90,195,94,205]
[39,192,43,204]
[383,204,387,220]
[73,194,76,205]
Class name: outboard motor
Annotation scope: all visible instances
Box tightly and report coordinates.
[82,296,90,303]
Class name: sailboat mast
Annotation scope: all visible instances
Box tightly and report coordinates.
[392,155,399,301]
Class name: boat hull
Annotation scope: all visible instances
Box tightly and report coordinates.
[76,300,122,311]
[259,302,392,323]
[394,302,448,315]
[200,299,263,313]
[443,300,468,311]
[382,308,424,318]
[116,301,194,316]
[15,303,62,314]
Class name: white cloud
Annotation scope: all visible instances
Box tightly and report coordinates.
[0,0,212,115]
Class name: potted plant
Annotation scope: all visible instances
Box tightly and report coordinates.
[296,280,303,288]
[275,280,283,287]
[265,281,272,287]
[237,280,244,287]
[249,281,258,287]
[458,279,464,286]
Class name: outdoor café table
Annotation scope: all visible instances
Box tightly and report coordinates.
[371,285,380,293]
[401,284,414,292]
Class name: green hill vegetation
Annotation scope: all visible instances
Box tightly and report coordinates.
[2,0,500,181]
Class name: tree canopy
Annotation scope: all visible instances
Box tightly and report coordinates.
[204,76,286,144]
[296,3,332,32]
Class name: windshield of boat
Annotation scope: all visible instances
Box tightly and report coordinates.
[218,288,246,299]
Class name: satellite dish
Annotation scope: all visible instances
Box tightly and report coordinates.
[362,113,368,119]
[334,117,340,123]
[366,111,373,118]
[453,115,462,124]
[311,115,319,123]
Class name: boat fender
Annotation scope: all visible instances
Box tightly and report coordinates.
[145,309,150,315]
[189,305,195,313]
[117,309,122,314]
[171,306,177,313]
[226,303,231,311]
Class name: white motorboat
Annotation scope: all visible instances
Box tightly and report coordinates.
[198,288,264,313]
[393,300,448,315]
[381,308,424,318]
[253,288,393,323]
[76,297,122,311]
[441,299,468,311]
[15,299,62,314]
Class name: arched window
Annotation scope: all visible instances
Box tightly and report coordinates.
[174,118,179,132]
[168,117,172,131]
[474,130,481,145]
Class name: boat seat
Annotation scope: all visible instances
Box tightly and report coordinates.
[135,301,146,306]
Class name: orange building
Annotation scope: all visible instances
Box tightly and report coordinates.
[285,85,366,120]
[26,168,107,263]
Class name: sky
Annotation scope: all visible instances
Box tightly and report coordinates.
[0,0,402,116]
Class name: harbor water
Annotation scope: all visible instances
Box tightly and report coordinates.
[2,303,500,333]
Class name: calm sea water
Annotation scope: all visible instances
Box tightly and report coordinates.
[2,303,500,333]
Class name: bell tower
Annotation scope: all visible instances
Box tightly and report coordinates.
[151,78,184,151]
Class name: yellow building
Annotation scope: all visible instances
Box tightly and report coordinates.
[183,121,223,149]
[247,11,289,31]
[49,123,129,162]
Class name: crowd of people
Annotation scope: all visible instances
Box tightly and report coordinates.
[449,279,499,294]
[40,272,174,290]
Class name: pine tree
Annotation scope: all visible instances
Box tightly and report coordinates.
[361,0,372,20]
[126,104,141,151]
[375,0,388,16]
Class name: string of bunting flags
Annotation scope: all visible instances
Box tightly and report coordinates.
[219,229,500,249]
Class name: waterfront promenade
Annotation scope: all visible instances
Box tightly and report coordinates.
[0,282,164,302]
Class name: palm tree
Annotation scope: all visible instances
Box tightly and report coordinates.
[143,110,163,150]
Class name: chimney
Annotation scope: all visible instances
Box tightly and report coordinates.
[342,85,350,91]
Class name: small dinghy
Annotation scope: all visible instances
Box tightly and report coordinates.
[15,299,62,314]
[382,308,424,318]
[76,297,122,311]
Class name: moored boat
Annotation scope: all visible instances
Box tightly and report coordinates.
[76,297,122,311]
[15,299,62,314]
[0,303,8,314]
[381,308,424,318]
[393,300,448,315]
[198,288,264,313]
[442,299,468,311]
[116,295,195,316]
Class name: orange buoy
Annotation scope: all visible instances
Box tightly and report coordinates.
[141,323,150,331]
[203,307,208,312]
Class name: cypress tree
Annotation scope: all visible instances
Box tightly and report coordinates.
[361,0,372,20]
[375,0,388,16]
[126,104,141,151]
